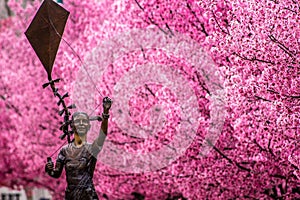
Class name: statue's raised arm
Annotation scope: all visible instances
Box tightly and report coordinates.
[91,97,112,155]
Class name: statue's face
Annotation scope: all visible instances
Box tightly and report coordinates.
[73,113,90,136]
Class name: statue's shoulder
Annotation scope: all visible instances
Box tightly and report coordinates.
[61,143,72,152]
[85,142,93,150]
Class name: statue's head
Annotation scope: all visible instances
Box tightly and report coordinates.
[71,111,91,137]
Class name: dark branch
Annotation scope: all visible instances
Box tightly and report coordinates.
[5,0,12,17]
[254,95,272,102]
[283,7,298,14]
[267,89,300,99]
[287,95,300,99]
[211,11,230,35]
[134,0,171,35]
[267,89,280,94]
[186,3,209,36]
[147,16,169,35]
[268,35,296,58]
[144,84,156,97]
[207,139,251,172]
[195,71,211,95]
[134,0,144,11]
[253,139,267,152]
[233,52,275,64]
[5,102,22,116]
[268,138,276,157]
[165,23,174,36]
[159,14,174,36]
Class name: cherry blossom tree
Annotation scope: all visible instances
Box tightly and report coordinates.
[0,0,299,199]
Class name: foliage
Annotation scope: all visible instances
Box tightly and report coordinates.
[0,0,299,199]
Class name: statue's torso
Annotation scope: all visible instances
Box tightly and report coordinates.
[59,143,99,200]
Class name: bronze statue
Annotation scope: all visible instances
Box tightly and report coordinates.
[25,1,113,199]
[45,97,112,200]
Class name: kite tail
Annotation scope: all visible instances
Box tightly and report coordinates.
[42,77,75,143]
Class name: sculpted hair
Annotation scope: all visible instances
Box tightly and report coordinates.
[71,111,90,121]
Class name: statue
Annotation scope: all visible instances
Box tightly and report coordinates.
[45,97,112,200]
[24,1,113,199]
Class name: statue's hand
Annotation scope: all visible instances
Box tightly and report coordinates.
[103,97,112,112]
[45,162,54,173]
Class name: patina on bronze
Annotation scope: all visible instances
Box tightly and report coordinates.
[24,1,112,199]
[45,97,112,200]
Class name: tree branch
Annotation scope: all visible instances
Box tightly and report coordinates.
[268,138,276,157]
[134,0,170,35]
[211,11,230,35]
[267,89,300,99]
[186,3,209,36]
[233,52,275,64]
[268,35,296,58]
[4,0,12,17]
[253,139,268,152]
[283,7,298,14]
[254,95,272,102]
[134,0,144,11]
[195,71,211,95]
[206,139,251,172]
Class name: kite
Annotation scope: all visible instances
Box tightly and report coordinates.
[25,0,69,81]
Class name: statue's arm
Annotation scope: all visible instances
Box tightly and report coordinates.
[91,97,112,155]
[45,149,65,178]
[92,118,108,148]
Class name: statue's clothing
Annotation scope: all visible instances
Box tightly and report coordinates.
[46,132,106,200]
[58,142,101,200]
